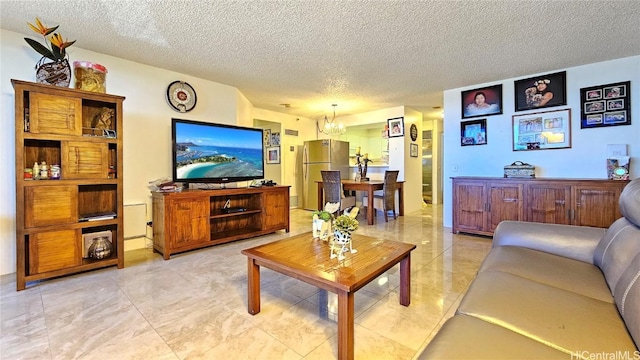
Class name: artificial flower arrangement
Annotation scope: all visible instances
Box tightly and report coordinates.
[311,209,332,222]
[333,212,359,234]
[330,208,359,260]
[312,202,340,241]
[24,17,76,62]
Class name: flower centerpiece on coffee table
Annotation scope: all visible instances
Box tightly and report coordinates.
[331,208,359,260]
[312,202,340,241]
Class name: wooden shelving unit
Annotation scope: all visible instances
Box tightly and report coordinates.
[152,186,290,259]
[13,79,125,290]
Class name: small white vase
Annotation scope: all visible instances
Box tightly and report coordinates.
[313,218,331,241]
[330,230,355,260]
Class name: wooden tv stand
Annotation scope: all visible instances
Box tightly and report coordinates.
[152,186,290,259]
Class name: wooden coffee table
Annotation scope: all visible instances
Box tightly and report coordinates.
[241,232,416,360]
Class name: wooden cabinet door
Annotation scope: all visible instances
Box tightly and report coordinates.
[487,182,523,233]
[573,185,622,228]
[29,92,82,135]
[29,229,81,274]
[62,141,109,179]
[453,181,487,233]
[25,185,77,228]
[526,183,571,224]
[168,198,210,248]
[263,189,289,231]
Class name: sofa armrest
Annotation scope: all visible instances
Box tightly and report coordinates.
[493,221,605,264]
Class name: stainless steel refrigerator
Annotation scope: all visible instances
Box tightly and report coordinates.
[302,139,350,210]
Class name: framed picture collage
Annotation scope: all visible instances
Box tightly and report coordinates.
[459,72,631,151]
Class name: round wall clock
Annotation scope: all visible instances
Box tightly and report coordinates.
[166,81,197,112]
[410,124,418,141]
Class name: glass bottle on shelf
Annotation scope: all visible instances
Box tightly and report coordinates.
[40,161,48,179]
[33,162,40,180]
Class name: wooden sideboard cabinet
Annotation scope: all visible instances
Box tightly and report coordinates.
[152,186,290,259]
[13,80,125,290]
[452,177,629,236]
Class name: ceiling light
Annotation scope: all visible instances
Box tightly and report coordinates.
[317,104,346,136]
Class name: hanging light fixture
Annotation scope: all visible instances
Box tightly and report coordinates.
[317,104,346,136]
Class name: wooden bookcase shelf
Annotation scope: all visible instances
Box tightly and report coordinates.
[152,186,290,259]
[13,79,125,290]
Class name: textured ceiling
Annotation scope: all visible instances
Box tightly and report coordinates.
[2,1,639,120]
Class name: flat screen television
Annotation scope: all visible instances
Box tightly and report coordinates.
[172,118,264,185]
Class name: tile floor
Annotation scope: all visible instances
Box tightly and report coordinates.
[1,205,492,359]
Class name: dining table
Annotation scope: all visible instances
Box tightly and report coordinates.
[317,179,404,225]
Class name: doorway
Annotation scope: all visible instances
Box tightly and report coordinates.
[422,129,433,204]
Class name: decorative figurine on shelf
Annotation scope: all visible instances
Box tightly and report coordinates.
[355,147,373,182]
[91,107,114,136]
[330,207,359,260]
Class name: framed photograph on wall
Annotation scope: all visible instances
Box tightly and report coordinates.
[270,131,281,146]
[461,84,503,119]
[410,143,419,157]
[460,119,487,146]
[514,71,566,112]
[387,117,404,137]
[263,129,271,147]
[580,81,631,129]
[512,109,571,151]
[266,146,280,164]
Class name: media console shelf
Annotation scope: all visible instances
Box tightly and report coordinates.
[152,186,290,259]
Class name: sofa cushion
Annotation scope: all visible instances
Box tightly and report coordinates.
[418,315,568,359]
[619,178,640,227]
[614,251,640,348]
[593,217,640,292]
[479,246,613,303]
[457,271,637,354]
[493,221,604,263]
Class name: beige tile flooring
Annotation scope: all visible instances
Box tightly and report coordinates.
[0,205,492,359]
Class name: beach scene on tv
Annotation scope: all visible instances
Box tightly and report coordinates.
[175,122,264,180]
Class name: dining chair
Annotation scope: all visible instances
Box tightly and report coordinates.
[362,170,399,222]
[320,170,356,214]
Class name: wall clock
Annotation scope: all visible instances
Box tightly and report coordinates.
[166,81,197,112]
[410,124,418,141]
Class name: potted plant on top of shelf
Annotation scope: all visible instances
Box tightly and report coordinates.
[24,17,76,87]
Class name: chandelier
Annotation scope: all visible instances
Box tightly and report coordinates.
[317,104,346,136]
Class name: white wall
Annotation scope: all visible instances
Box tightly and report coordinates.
[253,109,315,201]
[402,107,423,213]
[442,56,640,228]
[0,29,312,275]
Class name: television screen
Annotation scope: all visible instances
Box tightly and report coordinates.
[172,118,264,184]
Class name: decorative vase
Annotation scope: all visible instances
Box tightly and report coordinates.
[88,235,113,260]
[313,218,332,241]
[330,230,356,260]
[35,58,71,87]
